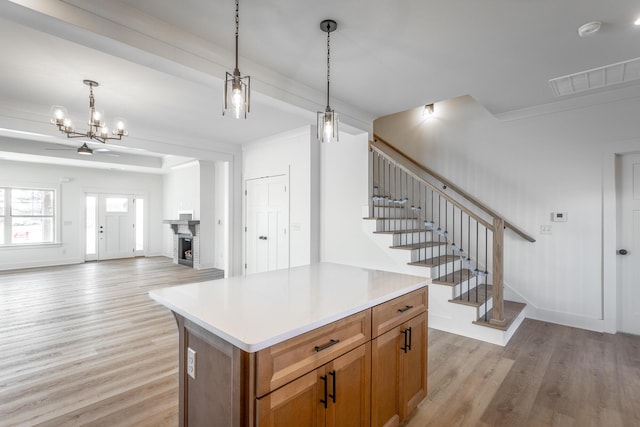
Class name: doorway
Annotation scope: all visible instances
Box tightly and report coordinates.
[618,153,640,335]
[85,193,143,261]
[245,175,289,274]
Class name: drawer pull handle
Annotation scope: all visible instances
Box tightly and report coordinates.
[315,339,340,352]
[398,305,414,313]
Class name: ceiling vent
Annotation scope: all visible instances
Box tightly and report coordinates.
[549,57,640,97]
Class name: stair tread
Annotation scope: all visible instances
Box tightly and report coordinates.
[449,284,493,307]
[432,269,475,286]
[373,229,429,235]
[363,216,419,220]
[390,241,443,250]
[408,255,459,268]
[472,301,526,331]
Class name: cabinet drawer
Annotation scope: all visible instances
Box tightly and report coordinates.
[255,310,371,397]
[372,287,427,338]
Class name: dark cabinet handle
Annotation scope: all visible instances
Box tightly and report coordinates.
[408,326,412,351]
[328,370,336,403]
[618,249,628,255]
[401,329,409,353]
[315,339,340,352]
[320,375,328,408]
[397,305,413,313]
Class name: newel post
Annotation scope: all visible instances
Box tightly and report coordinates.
[490,217,506,327]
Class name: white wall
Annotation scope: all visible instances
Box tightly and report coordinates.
[162,161,200,256]
[0,159,163,270]
[214,161,229,274]
[320,132,413,271]
[243,126,315,269]
[198,160,215,269]
[372,94,640,332]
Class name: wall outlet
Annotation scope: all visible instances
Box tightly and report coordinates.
[540,225,552,235]
[551,212,568,222]
[187,347,196,379]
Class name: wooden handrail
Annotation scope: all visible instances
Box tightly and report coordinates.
[371,135,536,243]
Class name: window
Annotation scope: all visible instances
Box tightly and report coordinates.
[0,187,56,245]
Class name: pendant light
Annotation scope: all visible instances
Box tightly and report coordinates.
[223,0,250,119]
[317,19,339,143]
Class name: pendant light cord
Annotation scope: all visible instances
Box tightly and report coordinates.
[234,0,239,72]
[326,22,331,109]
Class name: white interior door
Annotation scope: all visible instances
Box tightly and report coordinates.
[245,175,289,274]
[98,194,135,260]
[619,153,640,335]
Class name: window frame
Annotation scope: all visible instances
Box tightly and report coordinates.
[0,184,60,247]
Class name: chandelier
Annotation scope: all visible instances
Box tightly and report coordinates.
[223,0,250,119]
[317,19,339,143]
[51,79,128,144]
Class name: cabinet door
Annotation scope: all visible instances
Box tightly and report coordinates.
[371,326,402,427]
[400,311,428,420]
[256,370,324,427]
[326,343,371,427]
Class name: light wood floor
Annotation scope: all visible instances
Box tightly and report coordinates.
[1,258,639,426]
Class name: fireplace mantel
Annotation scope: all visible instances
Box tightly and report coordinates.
[163,214,200,236]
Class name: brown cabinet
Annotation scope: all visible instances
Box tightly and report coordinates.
[371,294,428,427]
[174,286,427,427]
[257,343,371,427]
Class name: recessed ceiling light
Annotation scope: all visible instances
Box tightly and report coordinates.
[577,21,601,37]
[635,17,640,26]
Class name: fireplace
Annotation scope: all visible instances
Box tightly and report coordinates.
[178,236,193,267]
[164,213,201,269]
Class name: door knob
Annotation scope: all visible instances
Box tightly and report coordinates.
[618,249,629,255]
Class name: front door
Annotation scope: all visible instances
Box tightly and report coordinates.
[619,153,640,335]
[245,175,289,274]
[98,194,135,260]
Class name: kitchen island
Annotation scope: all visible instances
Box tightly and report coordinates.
[150,262,429,426]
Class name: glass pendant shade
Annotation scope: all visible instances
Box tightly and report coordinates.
[317,108,339,143]
[223,70,250,119]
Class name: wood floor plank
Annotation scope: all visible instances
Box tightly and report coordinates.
[1,258,639,426]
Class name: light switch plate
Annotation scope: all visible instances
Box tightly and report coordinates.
[540,225,552,235]
[187,347,196,379]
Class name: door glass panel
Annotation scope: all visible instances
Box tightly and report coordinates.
[135,198,144,251]
[105,197,128,212]
[86,196,96,255]
[0,188,4,215]
[0,218,4,244]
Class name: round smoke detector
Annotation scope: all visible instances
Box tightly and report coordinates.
[578,21,601,37]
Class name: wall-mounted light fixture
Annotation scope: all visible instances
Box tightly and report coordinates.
[317,19,339,143]
[223,0,250,119]
[423,103,434,118]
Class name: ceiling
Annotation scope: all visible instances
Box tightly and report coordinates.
[1,0,640,172]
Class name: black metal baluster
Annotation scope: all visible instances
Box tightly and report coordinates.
[485,226,489,322]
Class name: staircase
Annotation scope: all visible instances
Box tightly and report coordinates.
[364,136,534,346]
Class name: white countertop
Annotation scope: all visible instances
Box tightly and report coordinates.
[149,263,428,353]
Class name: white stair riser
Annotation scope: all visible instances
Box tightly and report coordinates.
[372,206,411,218]
[376,218,420,231]
[390,231,433,246]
